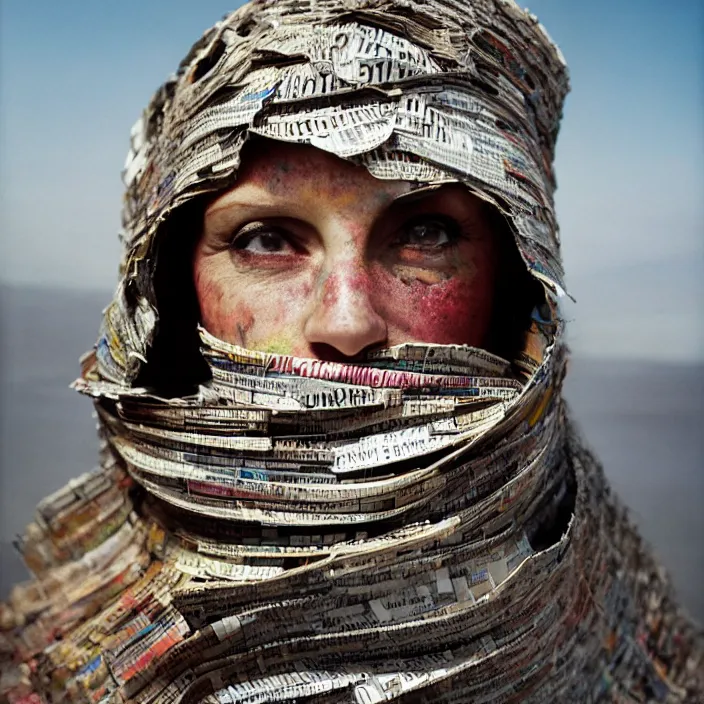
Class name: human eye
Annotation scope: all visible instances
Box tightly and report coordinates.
[230,223,296,255]
[396,215,461,249]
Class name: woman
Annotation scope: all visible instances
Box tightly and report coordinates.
[1,1,702,702]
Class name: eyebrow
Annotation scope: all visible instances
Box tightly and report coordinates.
[382,184,466,220]
[388,184,446,207]
[206,200,293,218]
[205,182,459,228]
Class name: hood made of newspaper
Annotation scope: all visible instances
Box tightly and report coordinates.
[94,0,569,388]
[2,2,703,703]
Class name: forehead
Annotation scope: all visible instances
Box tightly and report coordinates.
[232,140,413,198]
[203,140,503,230]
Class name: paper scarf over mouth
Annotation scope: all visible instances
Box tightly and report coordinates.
[1,2,703,704]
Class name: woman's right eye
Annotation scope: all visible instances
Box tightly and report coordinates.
[230,227,294,255]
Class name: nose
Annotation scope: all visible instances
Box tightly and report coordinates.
[303,266,388,359]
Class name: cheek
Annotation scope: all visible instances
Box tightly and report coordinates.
[406,277,492,346]
[193,251,315,349]
[193,257,253,344]
[371,248,496,347]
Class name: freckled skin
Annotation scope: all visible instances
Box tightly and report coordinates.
[194,141,499,360]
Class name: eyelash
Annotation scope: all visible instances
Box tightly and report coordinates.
[228,214,467,256]
[229,223,297,252]
[394,214,463,248]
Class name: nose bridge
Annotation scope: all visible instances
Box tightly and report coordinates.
[322,254,368,308]
[316,215,373,314]
[317,254,375,329]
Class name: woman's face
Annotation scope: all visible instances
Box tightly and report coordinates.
[194,141,500,360]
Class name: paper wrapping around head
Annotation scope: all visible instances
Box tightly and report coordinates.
[95,0,569,386]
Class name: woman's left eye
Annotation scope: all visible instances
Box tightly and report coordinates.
[397,216,460,248]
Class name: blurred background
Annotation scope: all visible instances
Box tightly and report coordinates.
[1,1,702,618]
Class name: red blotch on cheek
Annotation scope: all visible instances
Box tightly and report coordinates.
[412,279,484,345]
[374,269,494,348]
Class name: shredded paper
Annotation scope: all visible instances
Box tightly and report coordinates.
[1,1,702,702]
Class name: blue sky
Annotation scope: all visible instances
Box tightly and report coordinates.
[1,0,702,361]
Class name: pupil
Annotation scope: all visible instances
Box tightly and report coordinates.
[261,233,280,251]
[413,223,441,243]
